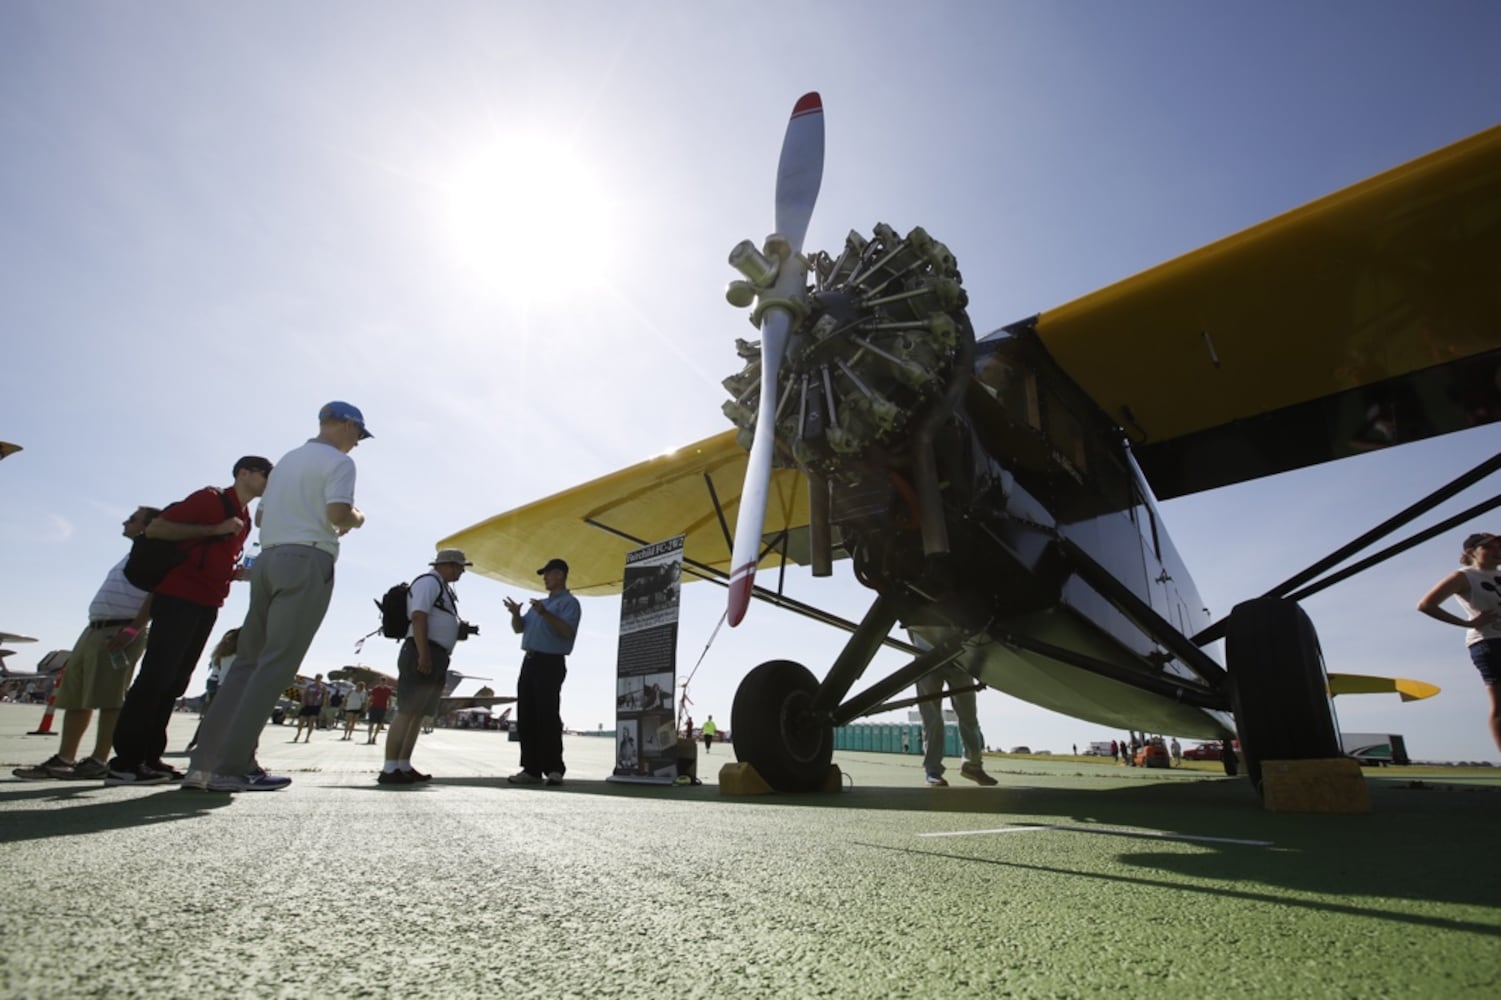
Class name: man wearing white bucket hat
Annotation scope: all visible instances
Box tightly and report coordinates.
[379,549,473,785]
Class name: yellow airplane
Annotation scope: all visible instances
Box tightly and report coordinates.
[442,95,1497,795]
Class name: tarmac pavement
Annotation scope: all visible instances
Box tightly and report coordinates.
[2,702,1500,998]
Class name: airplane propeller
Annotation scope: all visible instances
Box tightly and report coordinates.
[725,92,825,627]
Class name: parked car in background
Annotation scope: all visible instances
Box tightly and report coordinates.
[1008,746,1031,755]
[1135,739,1171,768]
[1183,742,1222,761]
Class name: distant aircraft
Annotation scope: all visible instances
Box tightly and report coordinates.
[327,665,515,716]
[441,95,1499,795]
[0,632,62,684]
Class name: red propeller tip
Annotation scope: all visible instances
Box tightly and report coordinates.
[792,92,822,117]
[727,573,755,627]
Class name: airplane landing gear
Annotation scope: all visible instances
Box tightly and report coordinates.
[731,660,834,792]
[1225,596,1341,791]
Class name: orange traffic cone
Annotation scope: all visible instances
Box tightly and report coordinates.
[28,670,63,735]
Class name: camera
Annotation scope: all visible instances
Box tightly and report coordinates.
[457,621,480,641]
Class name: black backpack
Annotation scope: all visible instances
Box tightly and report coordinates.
[124,488,241,591]
[373,573,452,640]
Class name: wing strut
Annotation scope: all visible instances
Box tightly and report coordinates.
[1194,450,1501,646]
[701,470,794,591]
[580,515,917,655]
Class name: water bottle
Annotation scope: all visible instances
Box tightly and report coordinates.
[110,626,137,670]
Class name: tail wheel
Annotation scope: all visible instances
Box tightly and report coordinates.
[731,660,833,792]
[1225,597,1341,791]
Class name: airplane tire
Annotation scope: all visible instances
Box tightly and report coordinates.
[731,660,833,793]
[1224,596,1341,791]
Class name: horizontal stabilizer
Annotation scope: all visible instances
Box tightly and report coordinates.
[1327,673,1440,702]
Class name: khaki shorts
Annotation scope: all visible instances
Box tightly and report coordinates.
[54,623,148,710]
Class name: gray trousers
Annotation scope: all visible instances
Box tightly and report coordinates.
[190,544,335,777]
[917,662,984,777]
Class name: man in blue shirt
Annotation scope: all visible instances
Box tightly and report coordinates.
[503,557,581,786]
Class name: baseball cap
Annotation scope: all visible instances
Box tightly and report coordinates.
[431,549,473,567]
[319,401,373,439]
[1463,532,1499,550]
[537,558,569,576]
[233,455,273,476]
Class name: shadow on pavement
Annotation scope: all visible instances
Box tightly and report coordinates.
[0,785,231,843]
[417,770,1501,926]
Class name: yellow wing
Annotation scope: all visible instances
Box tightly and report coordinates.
[438,430,813,595]
[1034,125,1501,499]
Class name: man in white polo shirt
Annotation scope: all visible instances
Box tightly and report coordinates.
[185,401,369,793]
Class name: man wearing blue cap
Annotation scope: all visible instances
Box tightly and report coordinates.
[503,558,581,786]
[185,402,369,793]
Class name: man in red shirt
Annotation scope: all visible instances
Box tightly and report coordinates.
[365,682,394,744]
[106,456,272,784]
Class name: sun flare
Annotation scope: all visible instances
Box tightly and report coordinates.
[441,137,619,299]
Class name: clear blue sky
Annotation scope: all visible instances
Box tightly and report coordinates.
[3,3,1498,764]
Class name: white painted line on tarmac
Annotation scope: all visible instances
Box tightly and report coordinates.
[918,824,1274,847]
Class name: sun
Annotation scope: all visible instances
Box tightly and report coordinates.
[440,136,619,299]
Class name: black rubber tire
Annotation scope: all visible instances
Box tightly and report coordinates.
[1224,596,1341,791]
[731,660,833,792]
[1220,739,1239,777]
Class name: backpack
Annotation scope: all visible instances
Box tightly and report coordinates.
[373,573,453,640]
[124,488,241,591]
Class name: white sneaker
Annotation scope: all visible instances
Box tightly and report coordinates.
[545,771,564,786]
[925,772,949,787]
[507,770,543,785]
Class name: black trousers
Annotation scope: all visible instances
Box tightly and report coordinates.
[516,652,567,776]
[112,593,218,769]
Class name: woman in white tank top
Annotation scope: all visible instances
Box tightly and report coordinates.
[1417,531,1501,753]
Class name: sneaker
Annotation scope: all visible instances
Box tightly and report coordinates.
[222,765,292,792]
[405,768,432,782]
[507,770,543,785]
[70,758,111,780]
[179,770,210,791]
[925,772,949,787]
[959,763,998,786]
[208,771,292,793]
[105,765,169,786]
[545,771,564,786]
[143,762,186,782]
[12,755,74,780]
[377,769,414,785]
[241,771,291,792]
